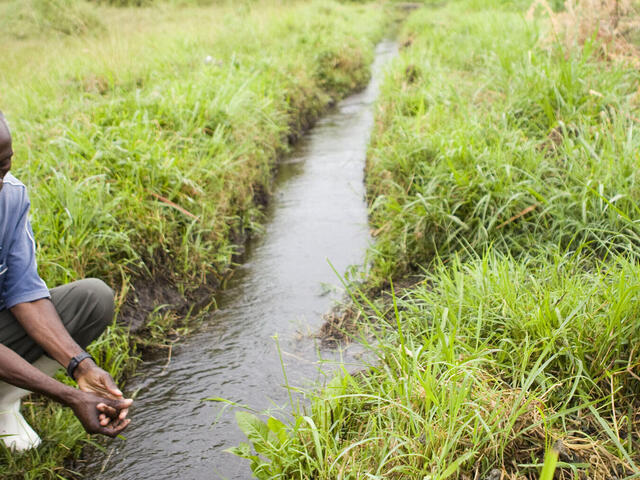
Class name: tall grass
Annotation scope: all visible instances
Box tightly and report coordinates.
[234,252,640,479]
[366,2,640,279]
[0,0,103,38]
[232,1,640,478]
[0,1,386,478]
[3,0,384,290]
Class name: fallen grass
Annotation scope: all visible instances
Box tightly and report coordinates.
[528,0,640,64]
[232,0,640,478]
[0,1,387,478]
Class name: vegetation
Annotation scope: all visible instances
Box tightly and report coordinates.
[232,1,640,478]
[0,1,386,478]
[3,0,639,477]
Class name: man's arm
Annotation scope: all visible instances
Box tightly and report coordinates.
[11,298,127,399]
[0,341,131,436]
[0,180,131,432]
[11,299,84,370]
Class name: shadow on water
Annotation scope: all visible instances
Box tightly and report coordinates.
[83,40,398,480]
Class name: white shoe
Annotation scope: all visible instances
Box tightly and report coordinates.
[0,356,61,451]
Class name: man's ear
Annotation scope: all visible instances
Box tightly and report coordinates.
[0,112,13,161]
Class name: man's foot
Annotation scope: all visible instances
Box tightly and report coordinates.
[0,357,59,451]
[0,381,41,451]
[0,398,41,451]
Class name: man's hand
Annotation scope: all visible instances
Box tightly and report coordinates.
[69,390,132,437]
[73,359,131,426]
[7,298,133,437]
[74,359,123,398]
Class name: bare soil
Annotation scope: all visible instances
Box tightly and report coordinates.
[316,274,425,346]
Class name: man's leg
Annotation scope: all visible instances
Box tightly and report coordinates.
[48,278,115,357]
[0,278,115,363]
[0,278,114,450]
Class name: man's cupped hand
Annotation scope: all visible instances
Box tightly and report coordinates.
[73,360,133,436]
[69,390,133,437]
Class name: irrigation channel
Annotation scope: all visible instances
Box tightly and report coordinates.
[84,40,398,480]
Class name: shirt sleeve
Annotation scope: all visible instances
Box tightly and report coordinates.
[1,191,50,309]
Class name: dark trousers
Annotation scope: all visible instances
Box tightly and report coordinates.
[0,278,114,363]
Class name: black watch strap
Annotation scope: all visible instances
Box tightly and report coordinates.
[67,352,94,380]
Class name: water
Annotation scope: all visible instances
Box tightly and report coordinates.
[85,40,397,480]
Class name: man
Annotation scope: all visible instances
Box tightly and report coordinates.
[0,112,132,451]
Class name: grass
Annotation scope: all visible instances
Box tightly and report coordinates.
[233,252,640,479]
[231,0,640,478]
[366,1,640,279]
[4,1,384,290]
[0,1,388,478]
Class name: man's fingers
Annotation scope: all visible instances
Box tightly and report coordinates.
[96,402,117,418]
[104,418,130,437]
[78,392,133,436]
[102,375,123,397]
[114,398,133,410]
[81,383,112,397]
[101,397,132,410]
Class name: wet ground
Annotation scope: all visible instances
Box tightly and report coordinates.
[82,40,398,480]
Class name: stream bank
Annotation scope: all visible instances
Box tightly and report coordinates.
[237,2,640,478]
[76,40,398,480]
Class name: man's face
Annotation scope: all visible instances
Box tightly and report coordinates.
[0,118,13,192]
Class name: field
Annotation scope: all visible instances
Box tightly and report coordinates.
[232,1,640,478]
[0,1,386,478]
[2,0,639,478]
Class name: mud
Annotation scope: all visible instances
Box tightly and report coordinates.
[317,273,425,347]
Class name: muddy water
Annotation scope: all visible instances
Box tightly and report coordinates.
[86,40,397,480]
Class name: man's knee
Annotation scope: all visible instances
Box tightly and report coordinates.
[62,278,115,342]
[79,278,115,331]
[49,278,115,349]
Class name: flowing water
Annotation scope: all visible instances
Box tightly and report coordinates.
[86,40,397,480]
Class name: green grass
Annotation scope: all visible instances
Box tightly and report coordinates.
[233,252,640,479]
[3,1,385,290]
[0,1,387,478]
[231,1,640,478]
[367,2,640,279]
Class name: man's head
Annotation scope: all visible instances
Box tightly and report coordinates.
[0,112,13,190]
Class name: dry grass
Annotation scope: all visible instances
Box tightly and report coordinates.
[495,389,638,480]
[317,306,363,347]
[528,0,640,64]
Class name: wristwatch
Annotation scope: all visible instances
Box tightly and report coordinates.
[66,352,95,380]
